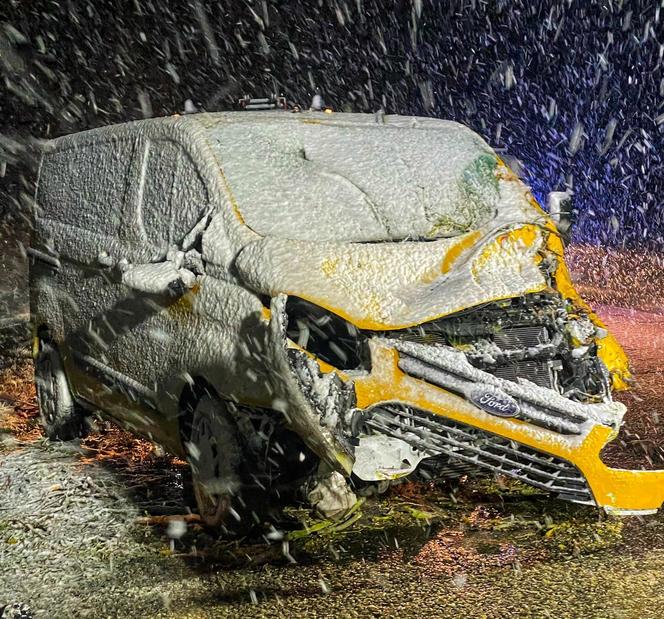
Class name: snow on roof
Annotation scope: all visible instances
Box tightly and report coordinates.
[195,112,500,243]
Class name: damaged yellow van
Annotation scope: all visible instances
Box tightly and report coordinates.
[29,109,664,528]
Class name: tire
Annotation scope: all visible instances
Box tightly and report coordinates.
[181,393,247,530]
[34,338,86,441]
[180,389,320,531]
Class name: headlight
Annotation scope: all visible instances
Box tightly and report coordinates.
[285,297,370,371]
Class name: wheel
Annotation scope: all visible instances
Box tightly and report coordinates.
[181,393,245,529]
[180,389,320,531]
[34,337,86,441]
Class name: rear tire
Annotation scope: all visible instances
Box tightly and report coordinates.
[34,338,86,441]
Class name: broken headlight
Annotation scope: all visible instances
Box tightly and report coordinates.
[285,297,370,371]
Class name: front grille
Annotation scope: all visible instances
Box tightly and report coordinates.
[381,293,609,402]
[364,403,595,505]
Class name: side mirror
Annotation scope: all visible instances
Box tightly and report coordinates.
[547,191,574,246]
[121,261,196,297]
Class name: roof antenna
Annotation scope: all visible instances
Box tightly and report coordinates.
[183,99,198,114]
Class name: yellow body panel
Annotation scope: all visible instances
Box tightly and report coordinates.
[351,344,664,513]
[471,224,542,278]
[439,230,483,275]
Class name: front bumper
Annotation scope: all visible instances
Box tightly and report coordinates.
[272,293,664,515]
[348,339,664,515]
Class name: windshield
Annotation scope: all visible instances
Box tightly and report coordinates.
[207,115,500,243]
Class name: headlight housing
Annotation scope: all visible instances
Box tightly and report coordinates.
[285,297,371,371]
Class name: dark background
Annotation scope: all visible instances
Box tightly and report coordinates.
[1,0,663,250]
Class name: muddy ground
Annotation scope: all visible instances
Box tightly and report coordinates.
[1,245,664,618]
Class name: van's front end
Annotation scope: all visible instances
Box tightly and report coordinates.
[259,213,664,516]
[211,112,664,516]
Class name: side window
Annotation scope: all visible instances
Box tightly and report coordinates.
[139,139,208,247]
[172,149,209,242]
[38,137,133,235]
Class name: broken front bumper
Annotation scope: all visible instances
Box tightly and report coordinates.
[282,336,664,518]
[349,339,664,515]
[271,294,664,515]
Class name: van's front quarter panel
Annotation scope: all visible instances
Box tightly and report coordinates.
[155,275,278,413]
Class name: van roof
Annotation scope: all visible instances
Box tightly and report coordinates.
[49,112,501,243]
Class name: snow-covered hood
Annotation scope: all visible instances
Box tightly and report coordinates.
[205,111,557,328]
[235,221,551,330]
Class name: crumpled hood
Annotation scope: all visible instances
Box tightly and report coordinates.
[235,222,550,330]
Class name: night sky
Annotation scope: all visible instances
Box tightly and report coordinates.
[1,0,663,249]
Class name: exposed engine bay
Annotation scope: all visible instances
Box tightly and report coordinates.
[286,291,612,407]
[383,293,612,405]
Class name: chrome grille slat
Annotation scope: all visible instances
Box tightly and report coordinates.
[366,417,584,490]
[364,404,595,504]
[381,404,580,476]
[365,418,585,495]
